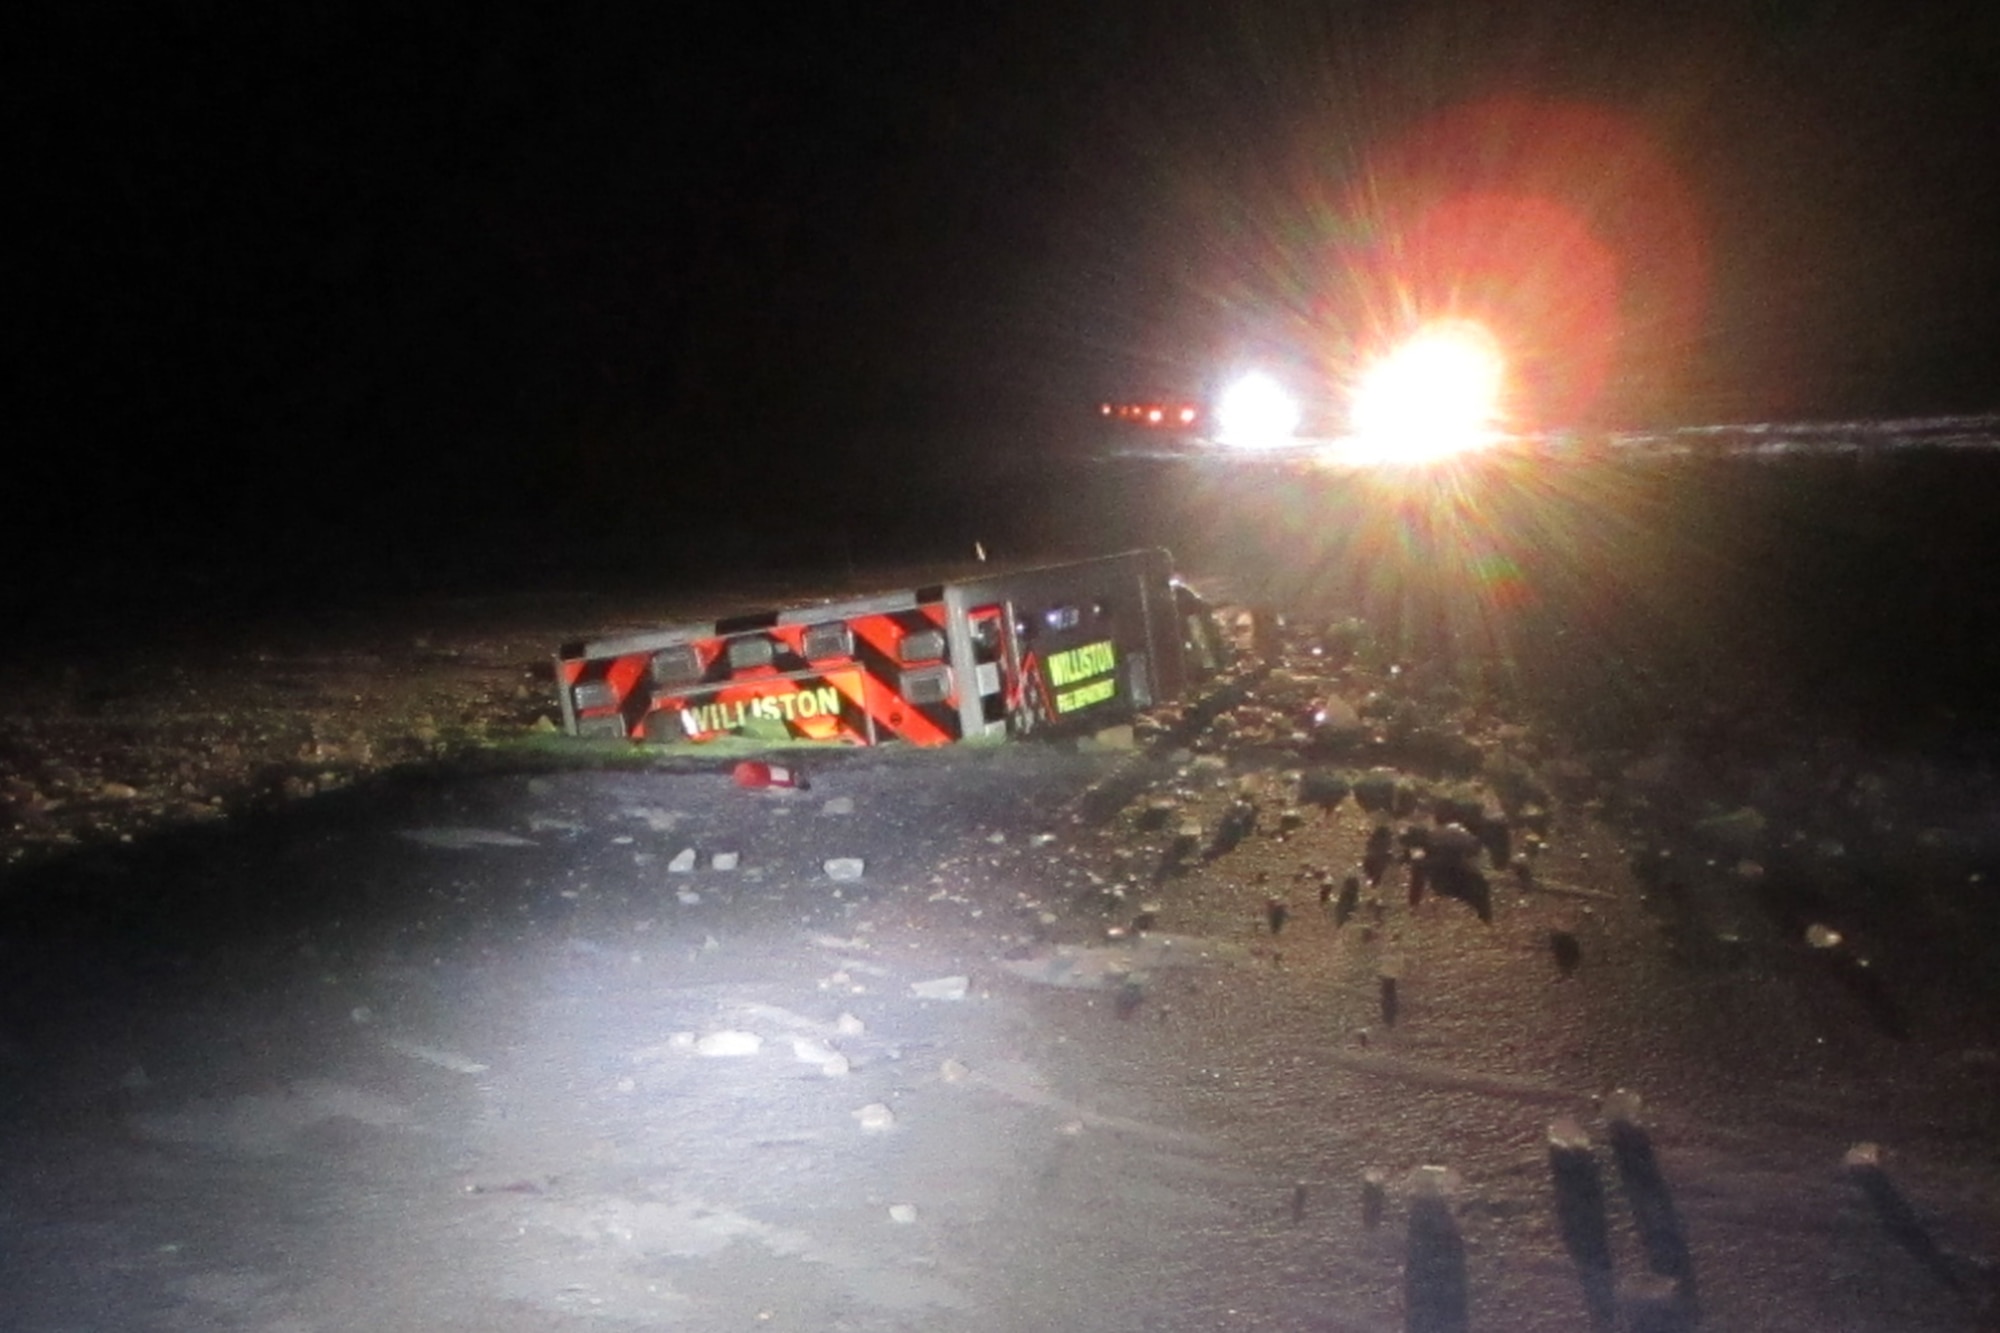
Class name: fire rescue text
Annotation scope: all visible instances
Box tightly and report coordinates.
[1045,639,1118,714]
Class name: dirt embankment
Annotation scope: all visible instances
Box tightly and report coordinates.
[0,599,578,870]
[0,567,1013,872]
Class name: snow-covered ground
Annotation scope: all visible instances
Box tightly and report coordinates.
[3,616,1996,1330]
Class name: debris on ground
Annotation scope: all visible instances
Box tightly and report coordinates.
[7,581,2000,1331]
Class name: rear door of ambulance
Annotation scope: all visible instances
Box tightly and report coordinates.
[943,548,1185,739]
[559,590,969,746]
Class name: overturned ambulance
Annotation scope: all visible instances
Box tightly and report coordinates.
[555,548,1228,746]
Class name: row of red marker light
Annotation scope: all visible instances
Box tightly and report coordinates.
[1100,403,1200,426]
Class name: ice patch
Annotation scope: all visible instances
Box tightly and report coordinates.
[383,1036,490,1074]
[995,934,1248,990]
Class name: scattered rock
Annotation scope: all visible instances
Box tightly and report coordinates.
[1430,860,1492,923]
[695,1030,762,1057]
[1363,824,1395,885]
[1310,694,1364,737]
[623,806,681,832]
[1298,769,1350,815]
[1168,821,1202,860]
[1333,875,1360,927]
[1087,723,1137,751]
[1354,768,1401,814]
[791,1037,848,1075]
[1547,1116,1590,1152]
[788,1032,836,1064]
[1361,1168,1388,1228]
[1550,929,1582,976]
[1407,1163,1460,1200]
[1206,798,1258,858]
[1428,821,1482,863]
[910,975,969,1001]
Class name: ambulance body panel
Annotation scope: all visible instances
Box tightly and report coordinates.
[555,549,1221,746]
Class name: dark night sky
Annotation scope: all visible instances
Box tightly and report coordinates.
[12,2,2000,598]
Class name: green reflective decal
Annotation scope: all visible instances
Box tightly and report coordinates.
[1054,677,1118,713]
[1045,640,1116,687]
[1045,638,1119,714]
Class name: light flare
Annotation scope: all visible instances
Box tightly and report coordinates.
[1331,97,1711,427]
[1343,322,1506,465]
[1215,372,1301,449]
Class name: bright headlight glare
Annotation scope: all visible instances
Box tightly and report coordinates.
[1345,322,1505,464]
[1215,373,1300,449]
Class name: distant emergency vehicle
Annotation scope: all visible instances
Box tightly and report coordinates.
[555,549,1226,746]
[1101,401,1202,430]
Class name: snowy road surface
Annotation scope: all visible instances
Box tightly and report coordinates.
[3,726,1996,1333]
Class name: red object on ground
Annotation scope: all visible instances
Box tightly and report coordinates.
[732,759,805,790]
